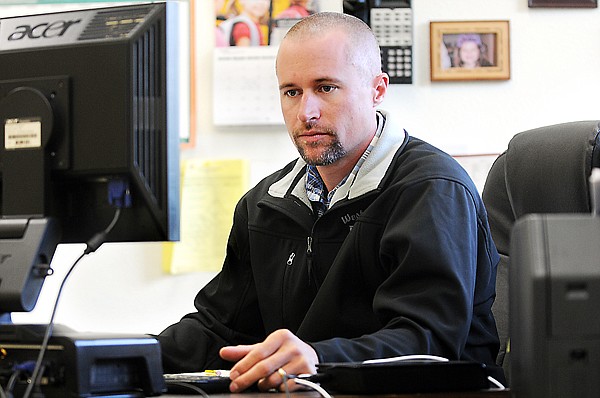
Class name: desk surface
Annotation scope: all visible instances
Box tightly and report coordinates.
[160,390,511,398]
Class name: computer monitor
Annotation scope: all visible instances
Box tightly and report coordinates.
[0,2,182,315]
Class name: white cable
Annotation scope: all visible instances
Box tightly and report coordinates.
[23,208,122,398]
[165,382,210,398]
[487,376,506,390]
[294,378,334,398]
[362,354,449,364]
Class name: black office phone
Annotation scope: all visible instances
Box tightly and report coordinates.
[344,0,413,84]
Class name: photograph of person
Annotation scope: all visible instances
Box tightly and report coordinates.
[431,21,509,81]
[442,33,496,69]
[216,0,271,46]
[215,0,319,47]
[274,0,314,18]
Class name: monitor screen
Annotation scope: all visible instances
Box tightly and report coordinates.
[0,2,182,313]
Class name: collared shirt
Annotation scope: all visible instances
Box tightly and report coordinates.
[306,112,385,217]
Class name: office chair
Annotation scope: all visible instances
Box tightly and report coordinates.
[481,120,600,382]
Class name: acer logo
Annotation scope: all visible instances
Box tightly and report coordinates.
[7,19,81,41]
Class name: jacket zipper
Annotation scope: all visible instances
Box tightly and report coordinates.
[306,236,314,286]
[287,252,295,266]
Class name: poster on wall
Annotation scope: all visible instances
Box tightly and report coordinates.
[212,0,324,126]
[215,0,320,47]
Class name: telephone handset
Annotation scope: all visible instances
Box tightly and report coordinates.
[343,0,413,84]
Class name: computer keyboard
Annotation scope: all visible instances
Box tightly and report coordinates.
[163,371,232,394]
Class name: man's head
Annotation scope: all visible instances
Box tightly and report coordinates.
[275,12,388,170]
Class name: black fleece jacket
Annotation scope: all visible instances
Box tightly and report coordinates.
[156,111,502,380]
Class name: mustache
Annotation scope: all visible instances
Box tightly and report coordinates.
[293,121,336,138]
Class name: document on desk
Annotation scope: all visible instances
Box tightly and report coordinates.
[163,158,249,274]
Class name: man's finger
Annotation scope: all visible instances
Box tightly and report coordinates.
[219,344,253,362]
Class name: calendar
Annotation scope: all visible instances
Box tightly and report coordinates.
[212,46,284,126]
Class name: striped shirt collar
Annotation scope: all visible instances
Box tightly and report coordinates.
[306,112,385,216]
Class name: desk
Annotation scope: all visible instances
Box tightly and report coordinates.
[161,390,511,398]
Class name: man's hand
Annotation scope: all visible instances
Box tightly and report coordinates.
[219,329,319,392]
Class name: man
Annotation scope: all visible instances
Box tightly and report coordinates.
[156,12,502,392]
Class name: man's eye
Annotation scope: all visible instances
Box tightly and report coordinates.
[285,89,299,97]
[320,85,336,93]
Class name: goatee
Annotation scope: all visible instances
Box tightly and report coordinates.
[293,124,346,166]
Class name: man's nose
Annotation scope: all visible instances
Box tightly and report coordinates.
[297,93,320,122]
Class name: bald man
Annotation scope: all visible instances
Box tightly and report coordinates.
[156,12,503,392]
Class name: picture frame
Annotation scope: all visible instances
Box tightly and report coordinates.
[529,0,597,7]
[430,20,510,82]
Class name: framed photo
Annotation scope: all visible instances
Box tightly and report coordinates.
[529,0,597,7]
[430,20,510,82]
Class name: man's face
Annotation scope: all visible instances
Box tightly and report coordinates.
[276,30,379,167]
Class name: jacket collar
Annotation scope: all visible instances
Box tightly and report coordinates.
[268,110,408,207]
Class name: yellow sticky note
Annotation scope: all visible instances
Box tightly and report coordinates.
[163,158,249,274]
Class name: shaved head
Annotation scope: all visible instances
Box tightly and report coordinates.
[277,12,382,81]
[274,11,389,182]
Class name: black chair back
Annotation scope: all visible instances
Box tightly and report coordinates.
[482,120,600,382]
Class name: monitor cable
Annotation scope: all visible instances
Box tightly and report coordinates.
[22,208,122,398]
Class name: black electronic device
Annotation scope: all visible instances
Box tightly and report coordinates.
[0,324,165,397]
[0,2,184,396]
[313,360,490,394]
[343,0,413,84]
[0,1,182,313]
[510,213,600,398]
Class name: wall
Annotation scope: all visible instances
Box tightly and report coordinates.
[7,0,600,335]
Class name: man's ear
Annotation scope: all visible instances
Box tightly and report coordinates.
[372,72,389,107]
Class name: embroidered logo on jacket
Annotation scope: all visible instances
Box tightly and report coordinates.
[341,211,362,226]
